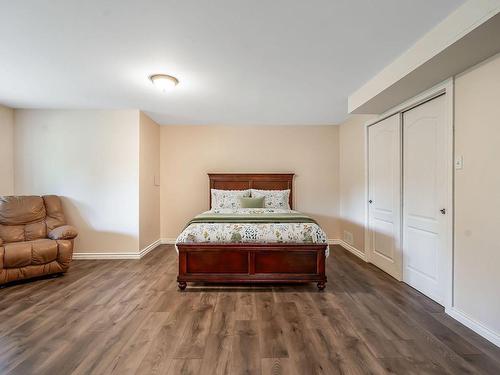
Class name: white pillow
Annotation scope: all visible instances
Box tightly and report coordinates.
[211,189,250,209]
[251,189,290,209]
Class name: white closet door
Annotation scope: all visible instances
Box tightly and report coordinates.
[368,114,402,280]
[403,94,447,304]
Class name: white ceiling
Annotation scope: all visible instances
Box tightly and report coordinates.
[0,0,465,125]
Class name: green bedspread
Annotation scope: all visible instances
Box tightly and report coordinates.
[186,211,318,227]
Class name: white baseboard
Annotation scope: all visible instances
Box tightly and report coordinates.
[73,252,141,260]
[73,239,162,260]
[446,307,500,348]
[161,238,177,245]
[139,239,162,258]
[329,239,367,261]
[73,238,366,260]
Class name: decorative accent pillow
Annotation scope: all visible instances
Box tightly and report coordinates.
[239,196,265,208]
[251,189,290,209]
[211,189,250,209]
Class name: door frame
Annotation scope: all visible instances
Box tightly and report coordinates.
[364,78,454,309]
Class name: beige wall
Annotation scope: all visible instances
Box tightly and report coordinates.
[160,125,340,240]
[139,112,161,249]
[0,104,14,195]
[14,109,141,254]
[339,114,376,252]
[454,52,500,336]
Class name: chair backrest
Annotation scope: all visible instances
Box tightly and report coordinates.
[0,195,66,244]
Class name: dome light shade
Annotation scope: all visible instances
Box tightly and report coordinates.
[150,74,179,92]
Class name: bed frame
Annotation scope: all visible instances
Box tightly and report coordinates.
[177,173,328,290]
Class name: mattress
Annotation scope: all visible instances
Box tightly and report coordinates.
[175,208,329,255]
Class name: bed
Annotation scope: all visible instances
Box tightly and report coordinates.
[176,173,328,290]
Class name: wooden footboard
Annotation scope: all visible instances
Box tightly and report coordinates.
[177,243,327,290]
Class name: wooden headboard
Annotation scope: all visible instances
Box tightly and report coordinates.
[208,173,294,209]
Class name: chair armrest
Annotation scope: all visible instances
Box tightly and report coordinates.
[55,240,74,269]
[48,225,78,240]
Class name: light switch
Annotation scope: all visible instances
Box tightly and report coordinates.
[154,175,160,186]
[455,156,463,170]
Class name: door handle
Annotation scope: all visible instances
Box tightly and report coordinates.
[369,200,373,204]
[440,208,446,215]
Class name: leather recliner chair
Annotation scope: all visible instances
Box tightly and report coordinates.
[0,195,78,285]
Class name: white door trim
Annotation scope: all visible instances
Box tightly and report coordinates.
[364,78,454,310]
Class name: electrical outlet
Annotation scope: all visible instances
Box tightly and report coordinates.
[343,230,354,246]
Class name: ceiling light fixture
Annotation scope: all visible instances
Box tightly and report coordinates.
[150,74,179,92]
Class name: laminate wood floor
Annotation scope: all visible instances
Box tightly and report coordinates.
[1,245,499,375]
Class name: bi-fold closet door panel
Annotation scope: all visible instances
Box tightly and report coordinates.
[368,94,448,304]
[367,114,402,280]
[402,94,448,305]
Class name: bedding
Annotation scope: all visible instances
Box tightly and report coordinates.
[250,189,290,209]
[239,196,265,208]
[176,208,329,255]
[210,189,250,209]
